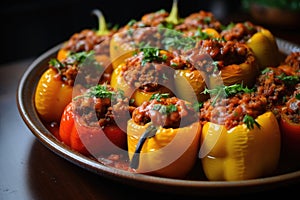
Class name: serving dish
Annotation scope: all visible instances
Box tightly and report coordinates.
[17,38,300,196]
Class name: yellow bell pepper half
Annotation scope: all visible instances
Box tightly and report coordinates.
[109,32,137,70]
[208,60,260,90]
[200,111,281,181]
[246,28,280,69]
[127,119,202,179]
[174,69,208,103]
[34,68,73,123]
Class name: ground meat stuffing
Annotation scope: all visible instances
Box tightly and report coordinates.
[141,10,170,27]
[183,39,251,74]
[132,97,198,128]
[61,29,113,56]
[282,52,300,75]
[255,66,298,117]
[73,85,135,128]
[51,60,78,86]
[121,50,189,92]
[111,10,172,52]
[281,84,300,124]
[220,21,258,43]
[50,53,107,87]
[200,92,267,130]
[113,26,164,52]
[175,10,222,33]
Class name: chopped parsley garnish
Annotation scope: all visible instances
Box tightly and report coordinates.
[193,102,203,112]
[244,22,254,31]
[68,51,95,64]
[150,93,170,101]
[74,84,124,101]
[151,104,178,115]
[276,73,300,85]
[140,47,167,66]
[161,29,196,51]
[261,67,272,74]
[49,58,64,74]
[203,16,212,24]
[193,29,210,40]
[203,84,254,105]
[85,85,115,99]
[49,51,100,71]
[243,114,261,130]
[127,19,137,27]
[221,22,235,31]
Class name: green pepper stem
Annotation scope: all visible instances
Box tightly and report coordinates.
[166,0,180,25]
[92,9,110,36]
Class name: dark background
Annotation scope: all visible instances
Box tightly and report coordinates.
[2,0,300,66]
[0,0,243,65]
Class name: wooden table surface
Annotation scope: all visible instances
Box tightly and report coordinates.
[1,35,300,199]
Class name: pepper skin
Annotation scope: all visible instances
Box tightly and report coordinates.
[201,28,221,39]
[57,48,69,62]
[127,120,201,178]
[279,91,300,169]
[110,63,133,97]
[200,111,281,181]
[210,44,259,89]
[280,114,300,158]
[209,58,259,89]
[59,102,127,156]
[109,33,137,70]
[174,68,208,103]
[34,68,73,123]
[246,28,280,69]
[59,102,89,155]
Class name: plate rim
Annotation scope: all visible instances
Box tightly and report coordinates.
[16,39,300,196]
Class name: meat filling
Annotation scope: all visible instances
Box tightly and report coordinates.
[184,39,251,74]
[200,92,267,130]
[73,85,135,128]
[132,97,198,128]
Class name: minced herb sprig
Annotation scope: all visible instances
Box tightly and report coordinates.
[243,114,261,130]
[150,93,170,101]
[49,51,101,74]
[151,104,178,115]
[203,84,259,130]
[203,83,255,105]
[140,47,168,66]
[74,84,124,101]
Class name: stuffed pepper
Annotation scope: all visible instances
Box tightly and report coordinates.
[57,10,115,82]
[255,59,299,119]
[59,84,135,156]
[254,51,300,168]
[175,10,222,36]
[34,51,106,123]
[220,21,279,69]
[109,0,182,69]
[199,83,281,181]
[183,39,259,90]
[110,47,175,106]
[127,95,201,178]
[280,84,300,163]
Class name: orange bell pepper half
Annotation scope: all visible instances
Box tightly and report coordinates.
[59,102,127,156]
